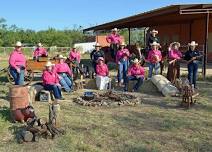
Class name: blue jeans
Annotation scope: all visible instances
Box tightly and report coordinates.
[44,84,62,99]
[188,62,198,87]
[59,73,73,92]
[10,67,25,85]
[118,60,129,83]
[124,76,144,91]
[148,62,160,78]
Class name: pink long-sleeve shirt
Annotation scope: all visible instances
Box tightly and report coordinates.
[106,34,121,44]
[42,70,60,85]
[96,63,109,76]
[169,49,182,60]
[147,49,162,64]
[128,64,145,77]
[69,50,81,63]
[33,47,48,58]
[116,49,130,63]
[54,62,72,76]
[9,49,26,69]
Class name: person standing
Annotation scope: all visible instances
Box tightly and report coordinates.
[33,43,48,60]
[69,47,81,73]
[9,41,26,85]
[146,29,160,51]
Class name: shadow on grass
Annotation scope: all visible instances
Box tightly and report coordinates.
[0,106,11,122]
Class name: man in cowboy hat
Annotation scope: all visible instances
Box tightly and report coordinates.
[33,42,48,60]
[124,58,145,92]
[9,41,26,85]
[184,41,203,89]
[54,55,73,92]
[90,43,105,73]
[146,29,160,51]
[106,28,122,60]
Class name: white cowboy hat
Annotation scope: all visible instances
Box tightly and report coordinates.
[120,42,126,46]
[45,61,54,67]
[170,42,181,48]
[188,41,198,46]
[133,58,141,64]
[58,55,66,59]
[150,41,160,46]
[150,29,158,34]
[94,43,101,47]
[97,57,104,61]
[15,41,22,47]
[37,43,43,47]
[112,28,118,32]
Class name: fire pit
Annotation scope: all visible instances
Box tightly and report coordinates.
[74,91,141,107]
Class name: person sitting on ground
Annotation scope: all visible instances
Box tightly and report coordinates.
[42,61,64,103]
[90,43,104,74]
[69,47,81,73]
[106,28,122,59]
[167,42,182,84]
[146,41,162,79]
[95,57,111,90]
[116,42,130,87]
[9,41,26,85]
[124,58,145,92]
[33,43,48,60]
[54,55,73,92]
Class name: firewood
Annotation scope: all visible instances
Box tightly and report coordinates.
[38,117,48,126]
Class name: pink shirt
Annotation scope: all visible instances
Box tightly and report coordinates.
[169,49,182,60]
[96,63,109,76]
[54,62,72,76]
[116,49,130,63]
[9,49,26,69]
[42,70,60,85]
[106,34,121,44]
[33,47,48,58]
[69,50,81,63]
[128,65,145,77]
[147,49,162,64]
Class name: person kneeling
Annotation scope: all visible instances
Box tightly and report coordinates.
[42,61,64,103]
[54,55,73,92]
[124,58,145,92]
[95,57,111,90]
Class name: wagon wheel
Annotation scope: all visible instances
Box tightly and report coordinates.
[7,67,34,85]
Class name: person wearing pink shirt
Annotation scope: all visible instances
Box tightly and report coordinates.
[116,42,130,86]
[54,55,73,92]
[33,43,48,60]
[167,42,182,83]
[146,42,162,78]
[42,61,63,101]
[9,41,26,85]
[124,58,145,92]
[106,28,122,59]
[69,47,81,74]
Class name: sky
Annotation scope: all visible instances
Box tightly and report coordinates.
[0,0,211,31]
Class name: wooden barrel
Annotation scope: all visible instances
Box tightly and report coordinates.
[9,85,29,110]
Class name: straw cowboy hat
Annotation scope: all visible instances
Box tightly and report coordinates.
[97,57,104,62]
[15,41,22,47]
[45,61,54,67]
[188,41,198,46]
[150,41,160,46]
[150,29,158,34]
[37,43,43,47]
[58,55,66,59]
[94,43,101,47]
[112,28,118,32]
[132,58,141,64]
[170,42,181,48]
[120,42,126,46]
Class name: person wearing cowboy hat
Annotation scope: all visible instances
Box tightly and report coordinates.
[54,55,73,92]
[167,42,182,84]
[106,28,122,59]
[90,43,105,73]
[116,42,130,86]
[9,41,26,85]
[33,42,48,60]
[184,41,203,89]
[69,46,81,74]
[146,41,162,79]
[42,61,64,102]
[146,29,160,51]
[124,58,145,92]
[95,57,111,90]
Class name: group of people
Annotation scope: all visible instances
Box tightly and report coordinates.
[8,28,202,102]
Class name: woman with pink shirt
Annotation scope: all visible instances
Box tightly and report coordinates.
[146,42,162,78]
[54,55,73,92]
[9,41,26,85]
[167,42,182,83]
[69,47,81,73]
[42,61,63,101]
[124,58,145,92]
[33,43,48,60]
[106,28,122,59]
[116,42,130,86]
